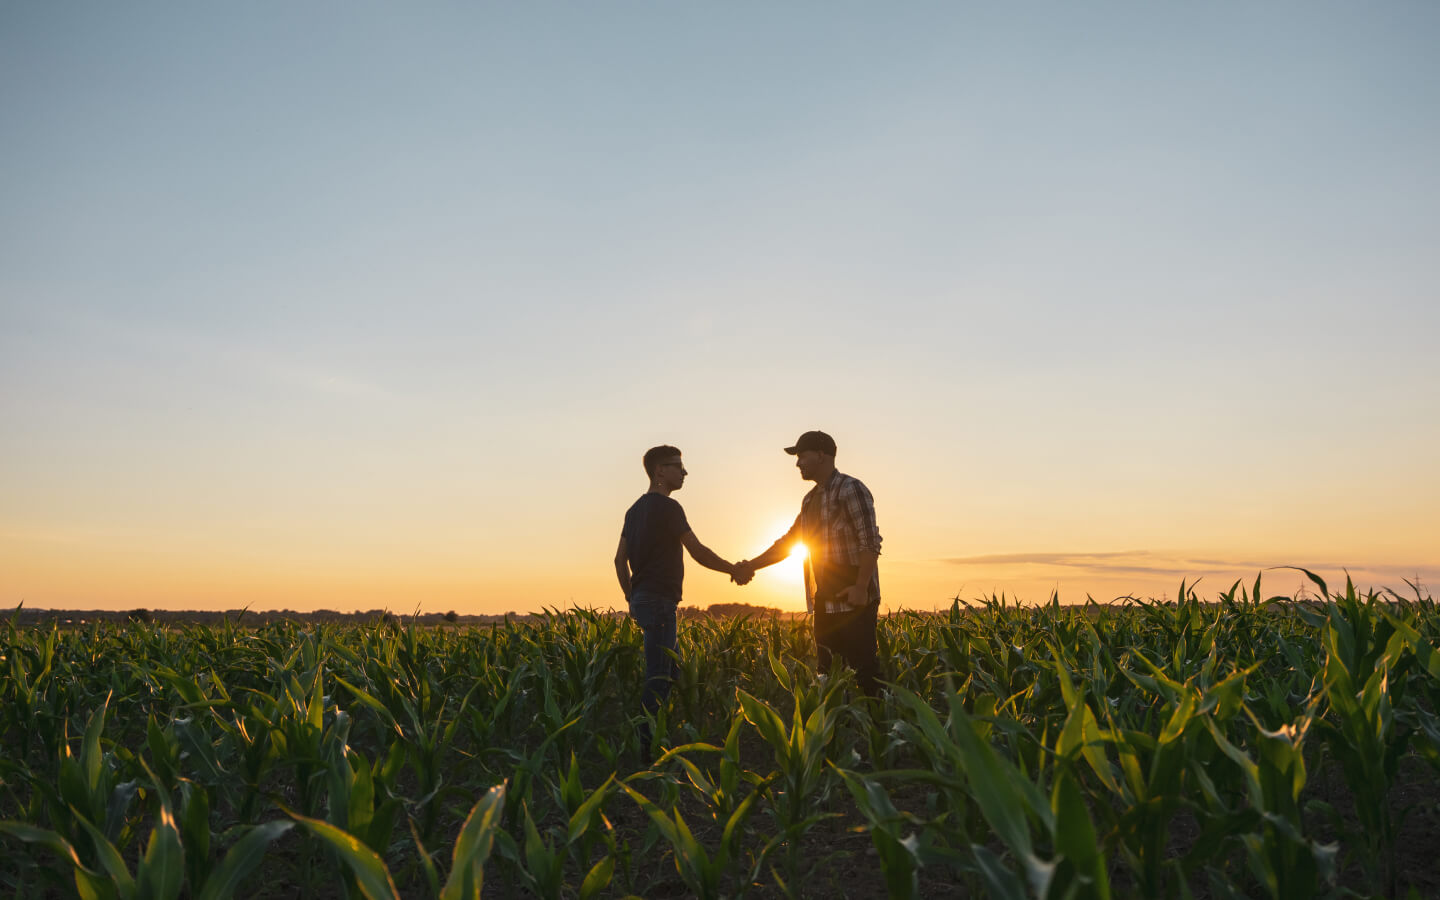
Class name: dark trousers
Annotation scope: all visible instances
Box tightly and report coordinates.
[628,591,679,716]
[814,601,880,696]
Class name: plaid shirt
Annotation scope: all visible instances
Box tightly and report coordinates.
[769,471,882,614]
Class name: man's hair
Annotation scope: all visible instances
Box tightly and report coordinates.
[643,445,682,478]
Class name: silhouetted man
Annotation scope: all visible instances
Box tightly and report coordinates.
[615,445,750,748]
[736,431,882,695]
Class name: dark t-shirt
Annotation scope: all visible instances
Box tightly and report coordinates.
[621,493,690,599]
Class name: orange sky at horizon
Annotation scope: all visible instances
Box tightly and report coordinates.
[6,492,1434,615]
[4,424,1438,614]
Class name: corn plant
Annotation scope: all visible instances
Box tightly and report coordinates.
[3,580,1439,898]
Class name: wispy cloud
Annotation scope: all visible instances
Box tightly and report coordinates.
[940,550,1199,577]
[938,550,1440,590]
[944,551,1149,567]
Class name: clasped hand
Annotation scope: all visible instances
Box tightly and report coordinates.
[730,560,755,586]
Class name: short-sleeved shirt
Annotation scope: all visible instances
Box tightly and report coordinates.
[621,493,691,599]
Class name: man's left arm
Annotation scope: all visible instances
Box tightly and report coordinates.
[614,536,633,599]
[839,479,882,605]
[681,530,741,580]
[845,550,879,605]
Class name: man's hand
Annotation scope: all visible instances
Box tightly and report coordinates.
[731,560,755,586]
[835,584,867,606]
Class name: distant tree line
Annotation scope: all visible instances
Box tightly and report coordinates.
[10,602,793,629]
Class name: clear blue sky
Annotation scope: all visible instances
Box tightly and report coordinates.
[3,4,1437,613]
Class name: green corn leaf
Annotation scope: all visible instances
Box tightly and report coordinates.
[675,753,716,799]
[719,788,761,852]
[1381,611,1440,678]
[135,802,185,900]
[578,855,615,900]
[566,774,615,845]
[347,748,376,838]
[439,677,487,747]
[1204,719,1262,809]
[179,782,212,891]
[408,818,441,899]
[969,844,1029,900]
[146,716,177,787]
[82,692,113,805]
[850,815,921,900]
[71,807,135,899]
[332,676,403,737]
[75,868,113,900]
[1056,680,1122,798]
[440,782,506,900]
[937,701,1038,860]
[1051,770,1111,900]
[1115,738,1148,801]
[286,810,401,900]
[736,689,788,758]
[306,670,325,731]
[512,799,566,900]
[0,820,94,873]
[669,810,709,880]
[767,650,792,693]
[1204,664,1256,722]
[889,686,959,770]
[560,751,584,812]
[1130,652,1186,699]
[618,781,678,846]
[1157,689,1198,745]
[174,717,230,785]
[1,820,113,900]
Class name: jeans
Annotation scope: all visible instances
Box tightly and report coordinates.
[628,591,679,717]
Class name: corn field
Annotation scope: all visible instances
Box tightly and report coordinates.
[3,570,1439,899]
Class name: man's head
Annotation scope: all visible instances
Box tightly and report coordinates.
[784,431,836,482]
[643,445,686,491]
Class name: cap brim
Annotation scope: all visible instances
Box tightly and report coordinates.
[783,446,799,455]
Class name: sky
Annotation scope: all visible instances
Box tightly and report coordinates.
[3,3,1437,616]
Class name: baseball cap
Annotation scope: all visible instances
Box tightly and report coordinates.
[784,431,837,456]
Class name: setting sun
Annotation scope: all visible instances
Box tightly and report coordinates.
[767,537,808,587]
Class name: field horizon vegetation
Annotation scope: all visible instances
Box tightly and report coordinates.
[3,570,1439,898]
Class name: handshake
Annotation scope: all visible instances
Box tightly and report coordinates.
[729,560,756,586]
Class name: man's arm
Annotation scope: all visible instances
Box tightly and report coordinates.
[837,550,879,607]
[680,530,741,580]
[734,517,803,581]
[614,536,632,599]
[836,478,882,605]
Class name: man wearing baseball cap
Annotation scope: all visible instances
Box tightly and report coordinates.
[736,431,883,695]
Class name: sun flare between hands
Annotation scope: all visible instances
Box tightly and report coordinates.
[770,541,808,586]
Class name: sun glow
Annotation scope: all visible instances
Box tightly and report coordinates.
[770,540,808,586]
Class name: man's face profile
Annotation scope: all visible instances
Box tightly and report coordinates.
[656,456,686,490]
[794,450,823,481]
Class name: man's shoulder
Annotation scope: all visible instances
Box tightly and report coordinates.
[833,472,875,502]
[643,493,687,518]
[629,492,683,506]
